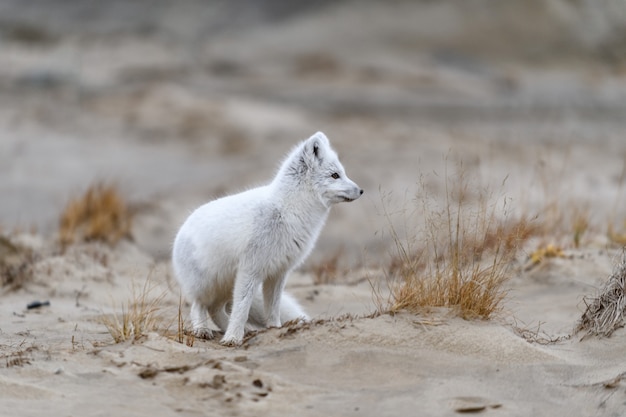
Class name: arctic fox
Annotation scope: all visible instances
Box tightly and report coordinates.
[172,132,363,345]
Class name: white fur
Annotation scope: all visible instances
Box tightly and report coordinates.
[172,132,363,345]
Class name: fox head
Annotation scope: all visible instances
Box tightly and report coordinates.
[279,132,363,207]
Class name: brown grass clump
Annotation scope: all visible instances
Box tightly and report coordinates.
[0,235,35,292]
[309,250,343,285]
[100,275,166,343]
[59,183,132,248]
[576,252,626,338]
[379,169,531,320]
[607,222,626,246]
[528,244,565,266]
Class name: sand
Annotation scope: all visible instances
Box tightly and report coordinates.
[3,242,626,416]
[2,1,626,416]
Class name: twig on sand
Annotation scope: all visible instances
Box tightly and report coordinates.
[511,319,570,345]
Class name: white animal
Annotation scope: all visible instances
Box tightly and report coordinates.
[172,132,363,345]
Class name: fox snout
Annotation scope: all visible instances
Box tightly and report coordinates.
[341,180,364,203]
[344,186,363,202]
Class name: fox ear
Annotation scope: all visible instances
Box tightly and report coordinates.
[308,132,328,161]
[304,136,323,162]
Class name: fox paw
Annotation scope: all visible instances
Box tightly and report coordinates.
[220,337,242,347]
[192,327,214,340]
[220,331,244,346]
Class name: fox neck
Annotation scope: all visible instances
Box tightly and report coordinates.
[269,177,330,224]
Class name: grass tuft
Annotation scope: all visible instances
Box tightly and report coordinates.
[174,294,195,347]
[378,167,531,320]
[100,274,166,343]
[528,244,565,266]
[576,251,626,338]
[0,235,36,291]
[59,183,132,248]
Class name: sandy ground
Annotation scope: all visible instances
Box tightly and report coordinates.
[2,1,626,416]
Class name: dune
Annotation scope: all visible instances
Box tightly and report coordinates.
[2,237,626,416]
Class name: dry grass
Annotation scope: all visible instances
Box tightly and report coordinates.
[528,244,565,266]
[576,251,626,338]
[530,155,602,248]
[606,159,626,246]
[0,235,36,292]
[100,274,166,343]
[59,183,132,248]
[571,207,590,248]
[309,250,343,285]
[607,222,626,246]
[101,276,197,345]
[525,197,596,250]
[174,294,195,347]
[2,345,36,368]
[378,168,533,320]
[511,319,571,345]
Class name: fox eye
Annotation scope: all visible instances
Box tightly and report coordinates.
[331,172,340,179]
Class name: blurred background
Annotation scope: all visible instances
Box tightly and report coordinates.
[1,0,626,264]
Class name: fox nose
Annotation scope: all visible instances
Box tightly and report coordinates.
[359,189,364,195]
